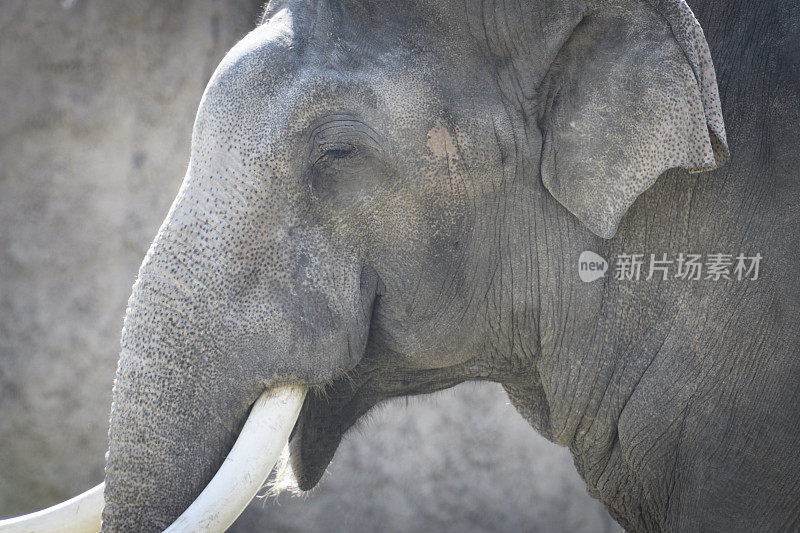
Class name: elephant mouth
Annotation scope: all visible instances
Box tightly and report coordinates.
[287,406,339,490]
[281,268,386,490]
[286,372,378,490]
[283,345,469,490]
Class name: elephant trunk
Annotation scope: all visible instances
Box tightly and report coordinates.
[101,270,267,532]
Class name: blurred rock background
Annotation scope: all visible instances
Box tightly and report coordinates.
[0,2,620,531]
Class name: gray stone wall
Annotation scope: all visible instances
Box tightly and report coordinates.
[0,2,619,531]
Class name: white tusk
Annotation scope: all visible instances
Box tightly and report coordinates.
[164,385,306,532]
[0,385,306,533]
[0,482,104,533]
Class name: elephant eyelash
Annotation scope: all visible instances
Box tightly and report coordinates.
[324,147,356,160]
[312,143,359,167]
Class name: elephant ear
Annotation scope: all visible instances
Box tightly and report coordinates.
[539,0,729,239]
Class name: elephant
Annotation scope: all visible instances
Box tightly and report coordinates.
[2,0,799,531]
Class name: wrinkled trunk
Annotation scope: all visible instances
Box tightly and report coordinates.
[99,192,371,529]
[101,271,263,531]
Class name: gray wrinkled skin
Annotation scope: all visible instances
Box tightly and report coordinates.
[103,0,800,531]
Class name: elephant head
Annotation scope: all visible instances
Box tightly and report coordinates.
[2,0,728,530]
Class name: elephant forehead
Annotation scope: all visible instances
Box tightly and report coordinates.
[193,10,301,137]
[192,6,442,138]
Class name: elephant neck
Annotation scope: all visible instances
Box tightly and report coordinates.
[489,176,696,530]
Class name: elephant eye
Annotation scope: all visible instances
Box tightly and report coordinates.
[306,119,390,198]
[314,143,358,166]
